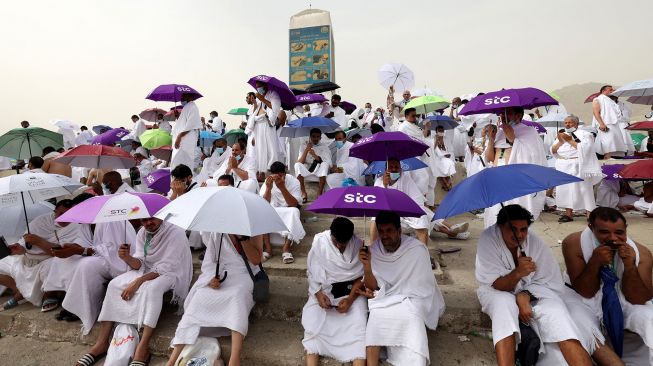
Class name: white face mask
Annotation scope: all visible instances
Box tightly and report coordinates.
[364,108,371,113]
[181,100,188,106]
[565,127,577,133]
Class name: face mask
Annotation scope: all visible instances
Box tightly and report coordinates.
[364,108,371,113]
[256,87,266,95]
[215,147,224,155]
[565,127,577,133]
[335,141,345,149]
[436,132,445,137]
[235,155,242,161]
[102,184,111,195]
[390,172,401,181]
[180,101,188,106]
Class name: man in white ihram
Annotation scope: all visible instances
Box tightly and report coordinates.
[247,80,282,178]
[592,85,627,159]
[171,93,203,171]
[326,129,366,189]
[550,115,602,223]
[359,210,444,366]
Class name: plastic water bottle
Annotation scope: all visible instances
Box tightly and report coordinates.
[469,330,493,340]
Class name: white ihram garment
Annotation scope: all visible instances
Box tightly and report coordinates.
[326,141,366,188]
[432,145,456,177]
[294,141,331,179]
[172,233,258,344]
[259,174,306,244]
[365,236,445,365]
[374,174,432,233]
[245,92,281,173]
[398,121,437,206]
[171,101,202,171]
[302,231,367,362]
[213,154,258,193]
[592,95,627,156]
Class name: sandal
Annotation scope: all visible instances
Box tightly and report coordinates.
[41,297,60,312]
[0,297,27,312]
[262,251,272,262]
[558,215,573,223]
[129,353,152,366]
[439,247,462,254]
[302,195,308,204]
[448,232,471,240]
[449,222,469,235]
[76,352,107,366]
[282,252,295,264]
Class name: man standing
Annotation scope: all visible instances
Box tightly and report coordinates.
[74,126,94,146]
[209,110,225,135]
[325,94,347,129]
[260,161,305,265]
[592,85,627,159]
[398,107,436,208]
[562,207,652,364]
[360,211,444,366]
[247,81,282,178]
[326,129,366,189]
[295,128,332,202]
[171,93,202,172]
[129,114,147,142]
[551,115,602,222]
[387,86,412,122]
[476,204,593,366]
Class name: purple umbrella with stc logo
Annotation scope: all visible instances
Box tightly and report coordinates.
[143,168,171,194]
[91,128,130,146]
[56,192,169,224]
[349,131,429,161]
[294,93,327,106]
[247,75,296,110]
[601,164,625,181]
[146,84,203,103]
[459,87,558,116]
[340,101,357,114]
[307,186,424,218]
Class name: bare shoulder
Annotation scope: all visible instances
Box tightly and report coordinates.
[561,231,582,251]
[635,241,653,263]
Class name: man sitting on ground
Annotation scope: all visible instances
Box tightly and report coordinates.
[359,211,445,366]
[94,170,134,195]
[259,161,305,264]
[325,129,366,189]
[295,128,332,202]
[476,204,592,366]
[214,141,258,193]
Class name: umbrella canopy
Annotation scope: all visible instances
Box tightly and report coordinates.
[601,164,625,181]
[0,127,64,159]
[199,131,222,149]
[55,145,136,169]
[50,119,79,131]
[140,129,172,150]
[584,92,600,104]
[402,95,450,115]
[294,94,327,107]
[459,88,558,116]
[0,202,53,243]
[536,113,569,128]
[362,158,427,175]
[247,75,296,110]
[349,131,429,161]
[227,107,250,116]
[425,115,459,130]
[280,117,340,138]
[56,192,170,224]
[521,120,547,134]
[618,160,653,180]
[163,109,179,121]
[412,88,440,97]
[92,125,112,134]
[626,121,653,130]
[0,173,82,208]
[91,128,130,146]
[626,95,653,105]
[143,168,171,194]
[434,164,582,219]
[377,63,415,93]
[307,186,424,218]
[139,108,167,122]
[154,186,287,236]
[612,78,653,98]
[304,81,340,93]
[150,146,172,161]
[340,101,357,114]
[146,84,203,102]
[345,128,372,140]
[223,129,248,146]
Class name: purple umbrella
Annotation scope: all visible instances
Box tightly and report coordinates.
[247,75,296,110]
[143,168,171,194]
[307,186,424,218]
[349,131,429,161]
[146,84,203,103]
[459,87,558,116]
[294,93,327,106]
[91,128,130,146]
[601,164,625,181]
[340,101,357,114]
[56,192,170,224]
[521,120,547,134]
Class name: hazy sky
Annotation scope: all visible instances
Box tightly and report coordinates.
[1,0,652,134]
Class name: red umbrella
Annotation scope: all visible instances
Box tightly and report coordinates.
[626,121,653,130]
[139,108,167,122]
[619,160,653,180]
[584,92,600,103]
[150,146,172,161]
[54,145,136,169]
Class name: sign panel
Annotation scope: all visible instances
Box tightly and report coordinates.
[289,9,335,90]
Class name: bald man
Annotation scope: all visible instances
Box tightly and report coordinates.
[94,171,134,196]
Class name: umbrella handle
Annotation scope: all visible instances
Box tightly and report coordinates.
[21,192,32,249]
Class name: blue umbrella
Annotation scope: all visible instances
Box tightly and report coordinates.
[199,131,222,152]
[362,158,427,175]
[601,267,624,357]
[425,115,459,130]
[280,117,340,138]
[92,125,112,135]
[433,164,582,219]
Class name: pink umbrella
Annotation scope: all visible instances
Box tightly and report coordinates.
[56,192,169,224]
[139,108,167,122]
[150,146,172,161]
[54,145,136,169]
[584,92,600,103]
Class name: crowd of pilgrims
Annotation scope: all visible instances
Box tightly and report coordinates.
[1,83,652,366]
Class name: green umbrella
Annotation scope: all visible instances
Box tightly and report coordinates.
[631,133,646,150]
[548,91,561,101]
[0,127,64,159]
[227,108,249,116]
[223,129,248,146]
[402,95,450,115]
[139,129,172,150]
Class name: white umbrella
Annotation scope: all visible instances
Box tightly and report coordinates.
[154,186,287,236]
[412,87,440,97]
[613,78,653,98]
[627,95,653,106]
[536,113,569,128]
[377,63,415,93]
[49,119,80,131]
[0,173,82,209]
[0,202,54,243]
